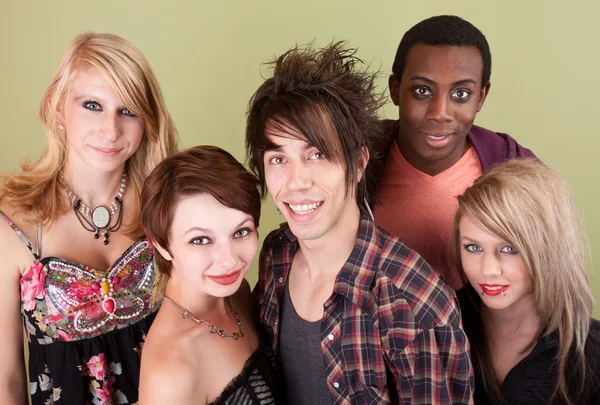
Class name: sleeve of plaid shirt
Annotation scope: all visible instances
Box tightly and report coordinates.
[380,284,474,404]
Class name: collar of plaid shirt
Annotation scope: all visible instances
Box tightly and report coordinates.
[270,207,381,314]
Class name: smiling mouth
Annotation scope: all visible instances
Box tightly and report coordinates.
[207,270,242,286]
[287,201,323,215]
[426,134,448,140]
[479,284,509,296]
[91,146,122,155]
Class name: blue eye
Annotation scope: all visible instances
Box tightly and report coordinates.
[500,245,518,255]
[191,236,211,246]
[121,108,137,117]
[84,100,102,111]
[463,243,482,253]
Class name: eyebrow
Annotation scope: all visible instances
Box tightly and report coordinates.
[73,94,104,103]
[183,217,253,235]
[409,76,477,87]
[264,136,315,152]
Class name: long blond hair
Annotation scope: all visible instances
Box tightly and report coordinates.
[1,33,178,238]
[454,158,594,404]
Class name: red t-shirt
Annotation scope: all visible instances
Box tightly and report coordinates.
[374,142,482,289]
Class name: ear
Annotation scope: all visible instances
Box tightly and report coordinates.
[388,74,401,106]
[55,104,66,130]
[150,239,173,262]
[476,82,491,112]
[356,146,370,183]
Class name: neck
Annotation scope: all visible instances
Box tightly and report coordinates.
[164,276,226,316]
[63,164,126,208]
[481,294,542,339]
[297,202,361,279]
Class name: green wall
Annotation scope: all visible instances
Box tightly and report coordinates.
[1,1,599,316]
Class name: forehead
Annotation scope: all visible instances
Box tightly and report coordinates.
[264,116,343,158]
[403,44,483,84]
[171,193,252,234]
[459,216,506,244]
[265,124,310,149]
[68,67,120,100]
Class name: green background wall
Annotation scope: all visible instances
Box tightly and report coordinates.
[1,1,598,317]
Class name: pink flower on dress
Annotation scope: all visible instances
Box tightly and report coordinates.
[87,353,108,381]
[20,261,46,311]
[57,329,73,342]
[44,296,65,324]
[95,376,115,404]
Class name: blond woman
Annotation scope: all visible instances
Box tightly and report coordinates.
[454,159,599,404]
[0,33,178,405]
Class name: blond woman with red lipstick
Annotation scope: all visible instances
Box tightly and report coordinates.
[454,159,600,404]
[138,146,283,405]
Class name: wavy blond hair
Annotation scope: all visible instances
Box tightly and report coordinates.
[454,158,594,405]
[0,33,178,238]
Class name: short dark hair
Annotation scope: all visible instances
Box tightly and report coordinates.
[140,145,261,275]
[245,41,386,205]
[392,15,492,87]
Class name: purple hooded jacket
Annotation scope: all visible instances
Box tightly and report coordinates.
[367,120,537,205]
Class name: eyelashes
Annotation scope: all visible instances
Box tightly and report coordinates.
[82,99,137,117]
[189,227,255,246]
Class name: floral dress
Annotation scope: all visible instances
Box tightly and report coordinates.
[1,211,162,405]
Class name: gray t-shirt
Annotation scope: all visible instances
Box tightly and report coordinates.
[279,281,332,404]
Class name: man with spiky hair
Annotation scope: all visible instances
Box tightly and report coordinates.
[246,42,474,405]
[371,15,536,290]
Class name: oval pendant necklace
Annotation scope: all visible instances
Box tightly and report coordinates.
[63,172,126,245]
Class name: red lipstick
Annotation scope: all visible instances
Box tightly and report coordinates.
[479,284,509,297]
[207,270,242,286]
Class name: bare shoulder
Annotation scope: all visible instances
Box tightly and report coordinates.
[140,330,206,405]
[0,204,36,275]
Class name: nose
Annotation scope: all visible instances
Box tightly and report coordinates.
[286,161,312,191]
[214,241,236,270]
[427,94,452,123]
[100,114,122,142]
[481,252,503,278]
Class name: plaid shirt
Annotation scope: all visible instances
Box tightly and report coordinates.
[255,210,474,404]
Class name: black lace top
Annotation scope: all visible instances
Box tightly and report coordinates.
[208,343,284,405]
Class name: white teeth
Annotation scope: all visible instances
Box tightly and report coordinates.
[427,135,447,140]
[288,201,323,215]
[484,286,504,291]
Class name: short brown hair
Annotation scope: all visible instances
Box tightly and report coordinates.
[140,145,261,275]
[245,41,386,205]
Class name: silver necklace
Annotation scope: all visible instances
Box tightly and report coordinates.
[163,296,244,340]
[63,172,126,245]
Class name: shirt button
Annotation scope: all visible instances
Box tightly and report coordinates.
[278,277,283,283]
[328,333,334,341]
[333,382,340,389]
[274,321,278,326]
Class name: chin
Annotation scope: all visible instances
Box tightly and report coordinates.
[206,279,245,298]
[287,223,328,241]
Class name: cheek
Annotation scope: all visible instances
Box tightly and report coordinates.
[173,247,212,275]
[460,252,478,279]
[125,120,145,145]
[454,104,478,125]
[240,237,259,263]
[264,167,285,195]
[399,97,424,123]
